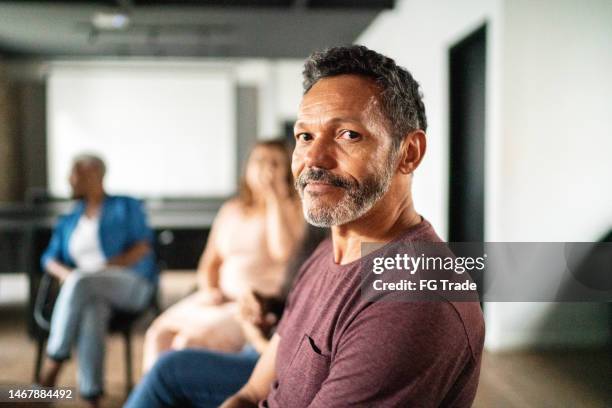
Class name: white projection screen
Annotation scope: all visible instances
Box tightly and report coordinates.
[47,62,236,198]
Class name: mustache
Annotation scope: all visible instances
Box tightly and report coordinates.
[296,168,355,190]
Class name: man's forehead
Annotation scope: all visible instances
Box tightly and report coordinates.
[297,75,382,123]
[73,161,100,174]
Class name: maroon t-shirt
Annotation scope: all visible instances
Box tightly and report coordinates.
[262,220,485,407]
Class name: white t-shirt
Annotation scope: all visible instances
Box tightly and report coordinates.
[68,214,107,273]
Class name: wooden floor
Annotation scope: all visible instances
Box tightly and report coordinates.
[1,275,610,407]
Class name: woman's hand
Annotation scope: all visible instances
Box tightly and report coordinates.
[46,259,73,283]
[259,163,288,199]
[239,292,277,328]
[237,291,276,352]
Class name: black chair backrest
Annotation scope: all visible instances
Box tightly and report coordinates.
[33,273,60,332]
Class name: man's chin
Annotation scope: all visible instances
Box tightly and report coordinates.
[303,194,383,228]
[304,213,335,228]
[303,203,352,228]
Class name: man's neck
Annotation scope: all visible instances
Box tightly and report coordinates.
[330,193,421,265]
[84,189,106,217]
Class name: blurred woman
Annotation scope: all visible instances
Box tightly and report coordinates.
[126,225,329,408]
[142,139,304,373]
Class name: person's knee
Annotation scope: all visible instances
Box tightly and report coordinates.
[145,320,174,344]
[61,272,93,297]
[131,350,194,407]
[148,350,188,388]
[128,353,175,406]
[170,331,196,350]
[155,350,185,371]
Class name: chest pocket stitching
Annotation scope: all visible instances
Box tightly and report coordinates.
[276,334,330,406]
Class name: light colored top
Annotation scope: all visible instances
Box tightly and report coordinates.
[68,214,106,273]
[215,201,287,300]
[41,195,158,284]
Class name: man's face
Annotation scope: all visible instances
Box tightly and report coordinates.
[292,74,397,227]
[68,163,101,199]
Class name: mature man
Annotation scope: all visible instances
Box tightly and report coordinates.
[222,45,484,407]
[38,154,158,407]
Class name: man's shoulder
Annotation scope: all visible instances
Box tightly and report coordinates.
[57,200,84,225]
[55,211,78,230]
[104,195,146,214]
[106,195,142,206]
[398,218,443,244]
[292,238,333,284]
[357,298,484,361]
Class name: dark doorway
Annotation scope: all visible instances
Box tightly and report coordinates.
[448,24,487,243]
[283,120,297,151]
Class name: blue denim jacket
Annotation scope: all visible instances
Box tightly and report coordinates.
[41,195,159,285]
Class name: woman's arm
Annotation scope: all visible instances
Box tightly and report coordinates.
[197,235,223,291]
[45,259,73,282]
[195,203,228,300]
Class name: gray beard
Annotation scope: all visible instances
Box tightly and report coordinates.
[299,158,396,228]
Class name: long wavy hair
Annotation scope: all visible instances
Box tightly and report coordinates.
[238,139,296,208]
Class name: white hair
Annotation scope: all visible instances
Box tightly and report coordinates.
[73,153,106,176]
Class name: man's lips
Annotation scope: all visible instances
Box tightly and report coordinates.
[304,181,342,194]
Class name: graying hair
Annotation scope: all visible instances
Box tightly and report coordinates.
[303,45,427,150]
[73,153,106,176]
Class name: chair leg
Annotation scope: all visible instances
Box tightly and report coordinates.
[124,330,133,395]
[34,338,46,383]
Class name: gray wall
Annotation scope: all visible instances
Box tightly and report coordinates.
[236,85,259,182]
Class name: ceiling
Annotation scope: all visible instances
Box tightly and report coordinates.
[0,1,394,59]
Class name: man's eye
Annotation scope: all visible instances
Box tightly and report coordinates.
[296,133,312,142]
[339,130,361,141]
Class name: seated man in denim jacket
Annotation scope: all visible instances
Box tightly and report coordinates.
[38,153,158,408]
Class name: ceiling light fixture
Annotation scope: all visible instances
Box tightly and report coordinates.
[91,11,131,31]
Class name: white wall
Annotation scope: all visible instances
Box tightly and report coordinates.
[499,0,612,242]
[358,0,501,247]
[236,59,303,139]
[41,57,303,200]
[48,61,236,198]
[274,60,304,123]
[485,0,612,350]
[358,0,611,350]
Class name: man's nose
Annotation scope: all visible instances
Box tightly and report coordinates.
[304,137,336,170]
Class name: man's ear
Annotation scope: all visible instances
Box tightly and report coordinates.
[397,130,427,174]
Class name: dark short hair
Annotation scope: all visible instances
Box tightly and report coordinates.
[303,45,427,148]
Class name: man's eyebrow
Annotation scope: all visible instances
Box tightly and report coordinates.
[294,117,362,129]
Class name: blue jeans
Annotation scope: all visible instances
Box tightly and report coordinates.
[46,269,153,398]
[124,347,259,408]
